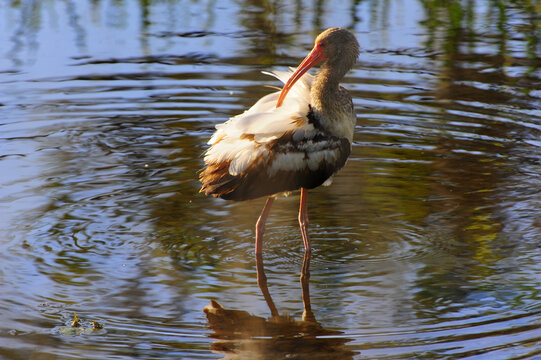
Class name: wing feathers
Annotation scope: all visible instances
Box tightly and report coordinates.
[200,70,350,201]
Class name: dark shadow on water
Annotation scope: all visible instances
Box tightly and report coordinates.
[204,252,356,359]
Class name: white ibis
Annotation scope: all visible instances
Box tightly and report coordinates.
[200,28,360,255]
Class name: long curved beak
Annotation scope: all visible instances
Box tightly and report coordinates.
[276,44,327,108]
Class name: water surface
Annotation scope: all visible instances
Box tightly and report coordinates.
[0,1,540,359]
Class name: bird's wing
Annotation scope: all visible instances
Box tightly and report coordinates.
[200,70,350,200]
[204,70,315,176]
[208,70,312,144]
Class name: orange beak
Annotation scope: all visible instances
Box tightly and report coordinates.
[276,43,327,108]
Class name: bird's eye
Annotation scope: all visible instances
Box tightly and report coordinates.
[318,42,326,47]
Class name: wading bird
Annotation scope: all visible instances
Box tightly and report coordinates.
[200,28,360,255]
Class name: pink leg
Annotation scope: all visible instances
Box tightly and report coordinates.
[300,250,315,322]
[298,188,311,253]
[255,196,275,255]
[255,253,279,318]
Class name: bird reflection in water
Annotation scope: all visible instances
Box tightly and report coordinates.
[204,252,356,359]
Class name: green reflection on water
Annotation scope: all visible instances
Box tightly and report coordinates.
[0,0,540,359]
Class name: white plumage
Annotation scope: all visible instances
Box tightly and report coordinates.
[204,70,316,177]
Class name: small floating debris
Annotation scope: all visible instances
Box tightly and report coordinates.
[70,312,81,328]
[91,320,103,330]
[57,312,105,336]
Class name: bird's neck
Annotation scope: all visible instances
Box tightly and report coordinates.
[310,66,340,107]
[309,65,355,141]
[310,66,342,112]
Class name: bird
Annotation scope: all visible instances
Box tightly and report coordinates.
[200,27,360,255]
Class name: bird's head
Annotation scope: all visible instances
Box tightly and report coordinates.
[314,27,360,70]
[277,28,360,107]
